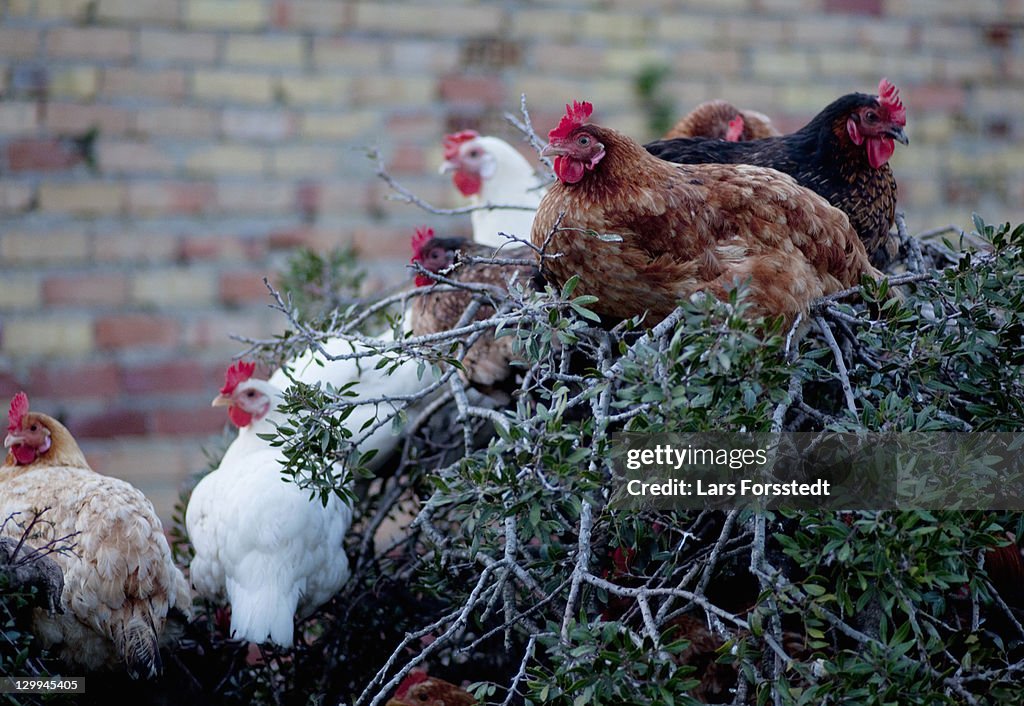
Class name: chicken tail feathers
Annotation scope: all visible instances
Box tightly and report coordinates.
[120,612,161,680]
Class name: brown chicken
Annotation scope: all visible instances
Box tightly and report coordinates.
[531,101,881,325]
[663,99,781,141]
[386,670,477,706]
[646,79,908,265]
[1,392,192,678]
[409,226,538,388]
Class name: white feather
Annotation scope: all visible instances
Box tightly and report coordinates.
[186,382,354,648]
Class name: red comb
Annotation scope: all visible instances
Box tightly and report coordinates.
[442,130,479,160]
[7,392,29,433]
[410,226,435,260]
[394,670,429,699]
[548,100,593,142]
[878,78,906,126]
[220,361,256,395]
[725,115,745,142]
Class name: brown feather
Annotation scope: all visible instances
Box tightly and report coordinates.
[533,123,880,325]
[664,100,781,141]
[411,241,538,387]
[0,411,192,676]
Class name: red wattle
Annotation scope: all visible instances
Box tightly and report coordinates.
[866,136,895,169]
[414,273,433,287]
[228,406,254,428]
[553,156,584,184]
[11,445,36,465]
[452,171,482,196]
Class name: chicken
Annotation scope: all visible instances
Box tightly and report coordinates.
[185,361,353,648]
[386,670,477,706]
[409,226,538,388]
[0,392,192,678]
[646,79,908,265]
[663,99,781,142]
[531,100,881,324]
[268,322,430,472]
[440,130,546,247]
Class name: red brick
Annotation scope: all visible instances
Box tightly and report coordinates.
[29,362,121,399]
[386,144,427,175]
[47,103,131,135]
[0,371,27,400]
[438,74,506,107]
[267,226,318,250]
[72,408,149,439]
[824,0,883,14]
[907,84,967,111]
[43,273,130,307]
[6,138,84,172]
[95,314,181,349]
[121,361,210,394]
[178,234,265,262]
[219,270,275,306]
[152,406,226,435]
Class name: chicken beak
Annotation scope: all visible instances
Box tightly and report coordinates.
[887,126,909,146]
[211,394,232,408]
[439,159,458,175]
[540,143,568,158]
[3,432,24,449]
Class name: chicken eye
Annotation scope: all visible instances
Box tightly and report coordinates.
[417,695,428,702]
[577,135,591,146]
[29,424,38,432]
[246,390,255,397]
[468,149,481,158]
[865,110,879,123]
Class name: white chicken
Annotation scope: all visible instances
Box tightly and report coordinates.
[185,361,353,648]
[268,318,427,472]
[0,392,192,678]
[440,130,546,248]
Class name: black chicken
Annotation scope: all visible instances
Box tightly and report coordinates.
[645,79,908,267]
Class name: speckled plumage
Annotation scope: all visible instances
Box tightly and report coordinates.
[532,122,880,324]
[664,100,781,141]
[0,413,191,678]
[411,238,538,387]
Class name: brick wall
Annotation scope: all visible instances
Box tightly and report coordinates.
[2,0,1022,522]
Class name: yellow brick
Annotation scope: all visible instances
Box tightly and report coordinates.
[653,14,722,43]
[350,75,434,106]
[0,184,34,213]
[37,183,125,216]
[271,146,338,177]
[277,76,352,106]
[225,35,305,68]
[751,49,816,80]
[819,51,884,77]
[36,0,92,19]
[581,11,648,42]
[509,10,578,40]
[6,0,32,16]
[312,38,386,69]
[2,317,94,356]
[131,268,217,307]
[300,110,378,140]
[185,145,267,176]
[186,0,267,29]
[49,67,100,99]
[354,3,501,36]
[97,0,180,23]
[0,103,40,135]
[604,49,669,75]
[0,273,41,310]
[1,230,91,263]
[138,29,219,64]
[193,70,274,104]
